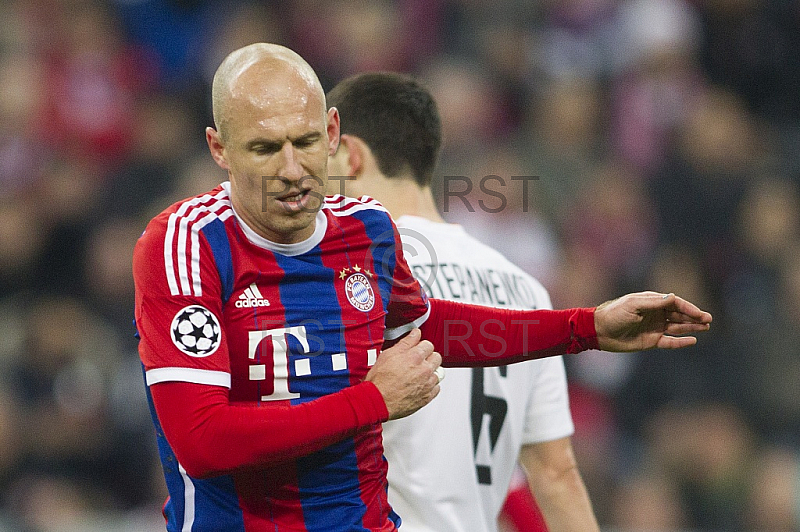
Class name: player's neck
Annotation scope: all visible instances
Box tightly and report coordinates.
[377,179,445,224]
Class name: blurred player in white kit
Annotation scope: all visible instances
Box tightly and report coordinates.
[326,72,601,532]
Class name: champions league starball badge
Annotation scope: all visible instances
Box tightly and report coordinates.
[170,305,222,357]
[339,265,375,312]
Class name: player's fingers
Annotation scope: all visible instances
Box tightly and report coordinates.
[636,290,664,298]
[430,382,441,400]
[656,335,698,349]
[627,291,677,311]
[394,328,422,350]
[633,293,712,323]
[634,292,689,311]
[665,311,713,327]
[667,295,713,323]
[666,310,695,322]
[664,322,711,335]
[414,340,435,361]
[425,350,442,368]
[667,311,713,324]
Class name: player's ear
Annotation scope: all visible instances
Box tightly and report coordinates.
[206,127,230,170]
[339,134,365,178]
[327,107,341,155]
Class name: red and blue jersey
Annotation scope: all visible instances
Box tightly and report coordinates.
[134,182,429,531]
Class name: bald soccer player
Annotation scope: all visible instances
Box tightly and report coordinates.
[133,43,712,531]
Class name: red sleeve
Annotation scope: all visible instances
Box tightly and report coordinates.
[150,380,389,478]
[420,298,599,367]
[133,207,231,378]
[382,210,431,340]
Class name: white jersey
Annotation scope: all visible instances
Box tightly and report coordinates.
[383,215,574,532]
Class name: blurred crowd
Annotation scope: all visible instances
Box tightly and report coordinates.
[1,0,799,530]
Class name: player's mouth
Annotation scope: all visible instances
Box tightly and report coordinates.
[276,188,313,212]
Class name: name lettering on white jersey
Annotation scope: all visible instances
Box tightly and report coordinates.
[410,262,536,308]
[235,283,271,308]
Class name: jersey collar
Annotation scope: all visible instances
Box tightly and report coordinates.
[222,181,327,256]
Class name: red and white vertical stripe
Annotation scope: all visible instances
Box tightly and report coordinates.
[164,189,233,297]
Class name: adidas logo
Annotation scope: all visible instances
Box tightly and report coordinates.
[235,283,271,308]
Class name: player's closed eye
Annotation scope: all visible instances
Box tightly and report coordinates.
[250,142,282,155]
[293,134,321,149]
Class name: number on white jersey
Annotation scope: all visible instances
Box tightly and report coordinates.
[470,366,508,484]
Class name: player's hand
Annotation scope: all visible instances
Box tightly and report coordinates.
[365,328,442,420]
[594,292,712,352]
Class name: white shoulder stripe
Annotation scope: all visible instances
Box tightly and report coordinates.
[181,197,229,296]
[324,194,362,206]
[329,202,389,217]
[358,195,383,205]
[383,304,431,341]
[164,213,180,295]
[163,189,231,296]
[325,194,346,204]
[323,196,358,211]
[176,215,192,294]
[325,195,388,217]
[145,367,231,388]
[189,208,233,297]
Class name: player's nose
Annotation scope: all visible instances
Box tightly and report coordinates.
[276,143,304,182]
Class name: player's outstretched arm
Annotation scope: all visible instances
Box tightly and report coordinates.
[594,291,712,352]
[365,328,442,420]
[420,293,712,367]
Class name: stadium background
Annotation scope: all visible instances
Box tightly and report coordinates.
[1,0,799,530]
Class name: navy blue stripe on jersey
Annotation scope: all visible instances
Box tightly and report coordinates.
[296,439,366,532]
[271,249,368,530]
[142,366,246,532]
[388,498,401,528]
[271,250,352,400]
[202,218,235,304]
[142,366,186,532]
[191,476,247,532]
[353,209,396,317]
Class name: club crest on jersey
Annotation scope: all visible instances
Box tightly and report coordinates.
[340,265,375,312]
[170,305,221,357]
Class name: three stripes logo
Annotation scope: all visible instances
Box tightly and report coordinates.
[235,283,271,308]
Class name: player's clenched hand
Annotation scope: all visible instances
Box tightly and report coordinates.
[365,328,442,420]
[594,291,712,352]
